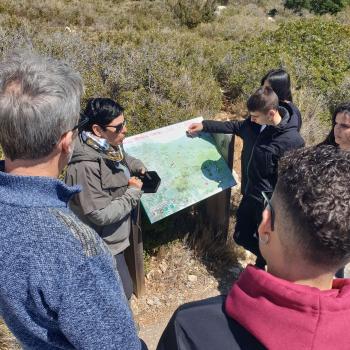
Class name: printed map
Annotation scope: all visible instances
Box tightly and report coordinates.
[123,117,236,223]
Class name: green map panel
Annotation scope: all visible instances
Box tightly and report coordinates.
[124,117,236,223]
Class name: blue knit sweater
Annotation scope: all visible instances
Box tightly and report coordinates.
[0,161,141,350]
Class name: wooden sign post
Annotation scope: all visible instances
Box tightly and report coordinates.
[125,204,145,298]
[202,134,235,241]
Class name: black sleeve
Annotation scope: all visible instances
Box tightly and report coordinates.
[156,310,182,350]
[202,119,247,138]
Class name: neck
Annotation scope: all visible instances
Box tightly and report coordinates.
[271,111,282,126]
[5,157,60,178]
[339,144,350,152]
[267,263,334,291]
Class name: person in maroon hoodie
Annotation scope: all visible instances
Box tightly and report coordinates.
[157,145,350,350]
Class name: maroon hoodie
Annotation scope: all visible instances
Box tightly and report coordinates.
[226,265,350,350]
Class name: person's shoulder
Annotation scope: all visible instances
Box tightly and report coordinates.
[288,101,302,115]
[19,207,109,266]
[176,294,226,312]
[160,295,265,350]
[46,207,109,257]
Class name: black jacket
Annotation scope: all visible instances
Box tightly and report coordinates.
[288,101,302,132]
[202,104,304,197]
[157,295,265,350]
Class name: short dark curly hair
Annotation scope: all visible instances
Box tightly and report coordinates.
[276,145,350,268]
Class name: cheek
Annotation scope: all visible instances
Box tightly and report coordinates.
[345,130,350,142]
[334,126,341,136]
[116,133,124,143]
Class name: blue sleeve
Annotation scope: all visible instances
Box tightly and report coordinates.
[58,255,142,350]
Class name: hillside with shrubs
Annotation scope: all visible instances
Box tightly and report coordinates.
[0,0,349,144]
[1,1,350,348]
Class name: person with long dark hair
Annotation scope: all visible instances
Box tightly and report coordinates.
[261,68,302,132]
[65,98,145,300]
[319,102,350,278]
[319,102,350,150]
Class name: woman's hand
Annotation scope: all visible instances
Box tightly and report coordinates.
[187,122,203,136]
[138,167,146,175]
[128,176,143,189]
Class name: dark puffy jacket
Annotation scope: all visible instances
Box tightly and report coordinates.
[202,104,304,197]
[287,101,302,132]
[157,295,265,350]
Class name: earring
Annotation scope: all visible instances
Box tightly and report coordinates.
[259,233,269,245]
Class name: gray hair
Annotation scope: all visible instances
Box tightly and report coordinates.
[0,50,83,160]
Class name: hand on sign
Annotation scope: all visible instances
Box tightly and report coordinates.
[186,122,203,137]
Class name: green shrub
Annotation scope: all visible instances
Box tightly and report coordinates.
[284,0,350,14]
[217,18,350,100]
[168,0,218,28]
[195,3,278,42]
[102,37,223,133]
[0,25,222,136]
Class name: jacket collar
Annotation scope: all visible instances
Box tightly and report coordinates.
[0,160,80,208]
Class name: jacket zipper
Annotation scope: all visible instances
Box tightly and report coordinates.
[244,128,269,195]
[244,136,259,195]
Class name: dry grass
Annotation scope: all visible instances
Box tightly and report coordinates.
[0,320,21,350]
[294,88,330,145]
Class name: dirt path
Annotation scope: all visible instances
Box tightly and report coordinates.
[137,289,220,350]
[131,238,253,350]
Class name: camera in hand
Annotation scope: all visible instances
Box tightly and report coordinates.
[138,171,161,193]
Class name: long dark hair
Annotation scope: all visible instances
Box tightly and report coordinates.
[80,98,124,132]
[261,69,293,102]
[320,102,350,146]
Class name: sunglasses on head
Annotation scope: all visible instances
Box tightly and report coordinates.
[261,191,275,231]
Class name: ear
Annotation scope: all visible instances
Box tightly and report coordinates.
[267,109,276,121]
[92,123,104,137]
[258,208,272,244]
[58,130,75,155]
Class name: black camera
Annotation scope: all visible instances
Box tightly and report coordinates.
[138,171,161,193]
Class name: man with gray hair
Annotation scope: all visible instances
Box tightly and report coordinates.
[0,51,146,350]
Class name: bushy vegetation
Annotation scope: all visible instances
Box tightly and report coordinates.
[167,0,218,28]
[284,0,350,14]
[217,18,350,120]
[0,0,349,143]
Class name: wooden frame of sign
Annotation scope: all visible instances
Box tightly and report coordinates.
[125,133,235,297]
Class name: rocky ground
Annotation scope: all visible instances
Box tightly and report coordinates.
[132,239,254,350]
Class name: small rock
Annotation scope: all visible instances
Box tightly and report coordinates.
[153,296,161,306]
[159,261,168,273]
[146,271,154,280]
[146,298,154,306]
[188,274,198,282]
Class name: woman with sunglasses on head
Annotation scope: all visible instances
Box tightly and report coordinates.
[65,98,145,300]
[261,68,302,132]
[318,102,350,278]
